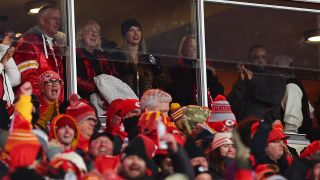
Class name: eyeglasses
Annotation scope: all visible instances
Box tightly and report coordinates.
[86,28,100,36]
[45,79,63,86]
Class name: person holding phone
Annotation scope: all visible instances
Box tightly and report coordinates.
[0,38,21,107]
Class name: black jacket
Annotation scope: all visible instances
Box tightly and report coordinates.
[111,49,170,97]
[228,68,285,121]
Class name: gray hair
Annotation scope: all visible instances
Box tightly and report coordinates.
[140,89,172,111]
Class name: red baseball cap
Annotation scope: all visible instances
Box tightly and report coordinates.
[267,128,288,143]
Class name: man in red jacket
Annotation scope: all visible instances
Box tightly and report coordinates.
[13,5,64,101]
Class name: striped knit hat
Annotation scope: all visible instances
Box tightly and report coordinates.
[207,95,237,132]
[139,111,166,135]
[138,111,177,135]
[5,95,39,152]
[211,132,233,151]
[170,103,185,123]
[66,94,97,124]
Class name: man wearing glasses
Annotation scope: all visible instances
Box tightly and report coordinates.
[35,70,63,132]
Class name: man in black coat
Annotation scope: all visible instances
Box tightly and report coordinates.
[227,45,285,121]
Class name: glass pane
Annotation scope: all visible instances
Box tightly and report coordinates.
[227,0,320,9]
[205,2,320,80]
[205,1,320,129]
[74,0,203,109]
[0,0,67,102]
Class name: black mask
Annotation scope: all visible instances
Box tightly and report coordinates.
[123,115,140,133]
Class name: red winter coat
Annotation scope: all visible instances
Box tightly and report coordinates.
[13,26,64,101]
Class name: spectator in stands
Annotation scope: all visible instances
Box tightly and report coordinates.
[75,131,116,171]
[89,132,114,158]
[184,136,211,180]
[66,94,98,153]
[48,114,79,151]
[167,35,224,108]
[105,98,140,140]
[35,71,63,131]
[0,32,21,104]
[118,134,157,179]
[119,133,194,179]
[284,152,320,180]
[0,38,20,128]
[112,19,168,97]
[13,5,64,102]
[227,45,285,121]
[251,110,292,175]
[281,74,314,134]
[76,20,114,100]
[140,89,172,116]
[208,132,236,179]
[85,132,118,172]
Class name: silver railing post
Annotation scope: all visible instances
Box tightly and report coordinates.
[197,0,208,107]
[66,0,77,96]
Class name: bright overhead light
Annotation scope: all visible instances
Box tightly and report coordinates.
[25,1,55,15]
[293,0,320,3]
[29,7,41,14]
[307,35,320,42]
[304,29,320,43]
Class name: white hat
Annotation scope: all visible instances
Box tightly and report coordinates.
[94,74,138,103]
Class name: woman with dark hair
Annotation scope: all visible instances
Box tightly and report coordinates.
[111,19,170,97]
[208,132,236,179]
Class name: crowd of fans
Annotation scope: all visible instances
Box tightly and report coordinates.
[0,4,320,180]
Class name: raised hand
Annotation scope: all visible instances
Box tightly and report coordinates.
[237,63,253,80]
[1,47,15,66]
[20,81,33,96]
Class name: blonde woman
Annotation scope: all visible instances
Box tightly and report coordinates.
[167,35,224,108]
[76,20,114,100]
[177,34,197,60]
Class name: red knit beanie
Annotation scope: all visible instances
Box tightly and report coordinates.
[66,94,97,124]
[9,143,42,170]
[119,99,140,118]
[207,95,237,132]
[49,114,79,149]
